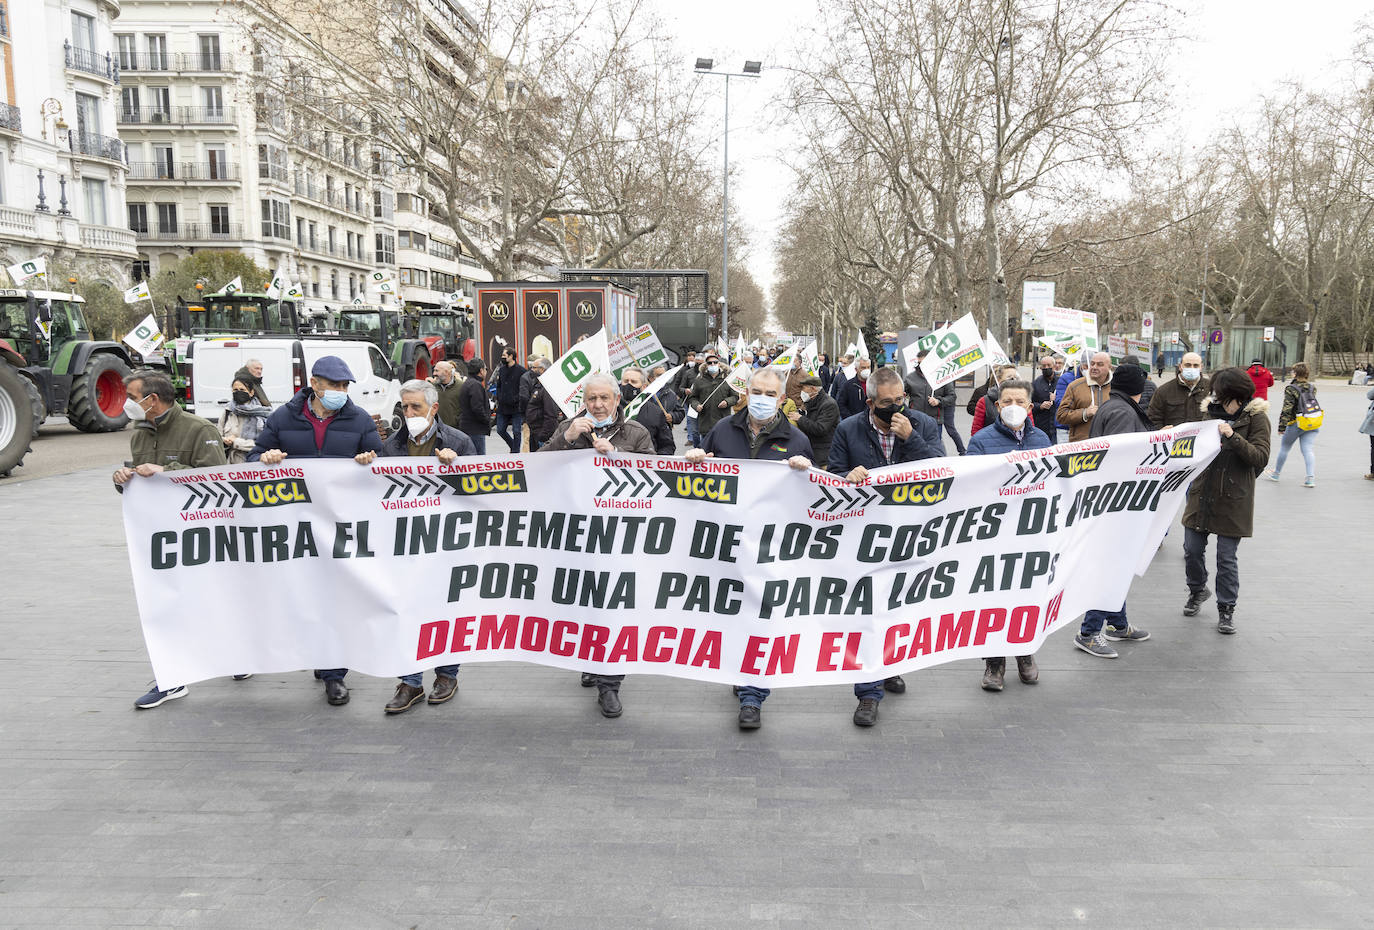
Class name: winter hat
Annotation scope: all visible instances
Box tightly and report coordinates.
[1111,364,1145,395]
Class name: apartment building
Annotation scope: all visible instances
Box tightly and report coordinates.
[0,0,138,279]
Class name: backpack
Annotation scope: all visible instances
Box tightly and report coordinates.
[1294,383,1323,431]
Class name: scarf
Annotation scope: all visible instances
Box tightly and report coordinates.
[228,398,269,443]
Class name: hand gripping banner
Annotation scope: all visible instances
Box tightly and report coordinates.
[122,424,1220,688]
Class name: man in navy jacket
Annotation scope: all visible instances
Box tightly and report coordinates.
[827,366,945,727]
[249,355,384,707]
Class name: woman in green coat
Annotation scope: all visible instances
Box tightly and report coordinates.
[1180,367,1272,635]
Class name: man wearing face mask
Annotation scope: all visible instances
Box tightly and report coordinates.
[379,379,477,714]
[1071,363,1155,659]
[493,347,528,453]
[906,350,965,455]
[687,352,739,440]
[458,359,492,453]
[1057,352,1114,443]
[1148,351,1210,428]
[685,367,813,730]
[248,355,385,707]
[789,373,839,468]
[621,366,674,455]
[966,379,1052,691]
[836,358,871,418]
[827,366,944,725]
[115,370,230,710]
[969,364,1021,436]
[541,373,655,718]
[1031,355,1061,437]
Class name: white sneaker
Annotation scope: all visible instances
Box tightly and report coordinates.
[1303,477,1315,488]
[1264,471,1280,482]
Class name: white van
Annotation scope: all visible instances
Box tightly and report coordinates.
[187,337,402,431]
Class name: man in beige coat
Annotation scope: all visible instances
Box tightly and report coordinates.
[1057,352,1113,443]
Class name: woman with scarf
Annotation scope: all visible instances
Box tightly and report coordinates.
[218,377,271,463]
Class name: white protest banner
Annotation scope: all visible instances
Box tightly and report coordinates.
[122,423,1219,689]
[624,364,684,419]
[900,340,922,373]
[1040,307,1085,360]
[7,256,47,285]
[919,313,986,389]
[770,340,802,371]
[1127,338,1151,359]
[1022,281,1055,330]
[732,336,747,366]
[123,280,152,304]
[1107,335,1128,359]
[369,270,397,295]
[606,334,634,377]
[725,361,753,395]
[798,339,819,373]
[1080,310,1100,354]
[122,314,165,357]
[983,329,1012,368]
[540,329,610,417]
[621,323,670,372]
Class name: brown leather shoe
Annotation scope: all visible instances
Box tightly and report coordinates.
[385,683,425,714]
[428,675,458,705]
[1016,655,1039,684]
[981,658,1006,692]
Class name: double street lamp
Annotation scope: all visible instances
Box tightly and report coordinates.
[695,57,761,343]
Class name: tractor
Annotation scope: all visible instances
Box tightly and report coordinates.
[0,288,137,475]
[334,304,442,380]
[415,307,477,365]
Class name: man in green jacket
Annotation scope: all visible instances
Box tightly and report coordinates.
[114,370,228,709]
[686,350,739,438]
[430,360,464,429]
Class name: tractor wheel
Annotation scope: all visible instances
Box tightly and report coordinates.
[69,354,132,432]
[0,363,35,475]
[22,374,45,435]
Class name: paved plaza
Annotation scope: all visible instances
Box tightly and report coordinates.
[1,382,1370,929]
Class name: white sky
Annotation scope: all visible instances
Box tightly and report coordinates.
[663,0,1372,317]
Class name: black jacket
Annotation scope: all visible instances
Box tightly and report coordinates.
[632,389,676,455]
[1031,371,1059,436]
[700,408,813,462]
[792,390,840,468]
[458,376,492,436]
[495,362,527,415]
[827,410,943,473]
[525,383,563,444]
[818,363,833,393]
[837,376,868,418]
[248,388,383,461]
[382,419,477,458]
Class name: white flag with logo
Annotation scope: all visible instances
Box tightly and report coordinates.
[123,280,152,304]
[369,271,397,295]
[7,257,47,285]
[215,276,243,297]
[540,329,610,417]
[623,364,684,419]
[853,332,869,360]
[726,361,753,396]
[918,313,987,389]
[983,329,1012,368]
[122,313,165,356]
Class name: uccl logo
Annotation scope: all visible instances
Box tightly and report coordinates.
[660,472,736,504]
[1056,450,1106,477]
[1170,437,1195,458]
[876,477,954,506]
[438,470,526,495]
[1139,437,1194,467]
[230,478,312,508]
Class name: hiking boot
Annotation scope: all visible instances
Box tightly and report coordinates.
[1105,624,1150,642]
[427,675,458,705]
[134,683,187,709]
[738,705,761,729]
[324,679,349,706]
[981,658,1005,692]
[1016,655,1039,684]
[882,675,906,694]
[1183,586,1212,616]
[596,685,623,718]
[1073,633,1118,659]
[1217,604,1236,635]
[580,672,595,687]
[385,683,424,714]
[853,698,880,727]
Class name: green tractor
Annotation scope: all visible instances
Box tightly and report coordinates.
[334,304,442,380]
[0,288,136,475]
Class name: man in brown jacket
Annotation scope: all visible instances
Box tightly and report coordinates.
[1057,351,1113,442]
[1148,352,1210,428]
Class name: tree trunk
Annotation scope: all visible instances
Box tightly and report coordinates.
[983,198,1008,344]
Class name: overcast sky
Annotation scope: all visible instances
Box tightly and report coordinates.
[663,0,1372,319]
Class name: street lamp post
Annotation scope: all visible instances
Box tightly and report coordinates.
[695,58,761,344]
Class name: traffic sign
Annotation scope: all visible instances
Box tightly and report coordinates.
[1209,329,1223,345]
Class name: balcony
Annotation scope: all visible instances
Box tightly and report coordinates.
[80,224,137,254]
[64,42,118,82]
[0,103,19,134]
[70,131,127,165]
[178,51,233,72]
[119,51,232,72]
[127,161,239,182]
[134,222,244,242]
[118,106,235,126]
[0,205,36,237]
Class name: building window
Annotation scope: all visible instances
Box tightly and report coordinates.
[203,86,224,119]
[131,260,151,282]
[348,275,357,299]
[375,233,395,264]
[330,270,339,299]
[308,221,317,249]
[296,217,304,245]
[205,145,228,180]
[116,34,138,70]
[154,145,174,179]
[71,12,95,52]
[261,199,290,239]
[399,230,426,250]
[197,34,222,70]
[156,203,178,235]
[83,180,108,225]
[120,87,140,122]
[146,34,168,71]
[399,268,428,288]
[149,86,171,121]
[127,203,149,234]
[258,143,287,182]
[208,204,230,235]
[75,92,101,137]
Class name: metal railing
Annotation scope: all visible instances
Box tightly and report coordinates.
[135,222,244,241]
[118,106,234,125]
[119,51,232,72]
[179,52,233,71]
[127,161,239,181]
[0,205,36,236]
[70,131,127,164]
[258,162,289,182]
[0,103,19,134]
[64,42,118,81]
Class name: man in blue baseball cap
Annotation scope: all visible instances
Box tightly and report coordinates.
[248,355,384,706]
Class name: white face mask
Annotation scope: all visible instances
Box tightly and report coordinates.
[800,390,815,404]
[123,397,148,421]
[1181,368,1201,382]
[1000,404,1029,429]
[405,415,431,436]
[857,369,869,380]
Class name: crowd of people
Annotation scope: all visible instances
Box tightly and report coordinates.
[111,338,1365,727]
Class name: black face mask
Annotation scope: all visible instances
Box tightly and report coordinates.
[232,390,252,405]
[620,383,640,403]
[1207,401,1236,421]
[1041,368,1054,380]
[873,402,905,424]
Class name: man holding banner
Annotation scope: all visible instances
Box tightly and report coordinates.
[687,351,738,439]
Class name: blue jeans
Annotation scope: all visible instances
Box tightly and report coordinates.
[737,682,883,707]
[469,433,486,454]
[941,408,966,454]
[686,415,700,446]
[319,668,347,681]
[1081,605,1127,637]
[400,665,459,688]
[496,413,523,452]
[1273,428,1317,478]
[1184,528,1240,605]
